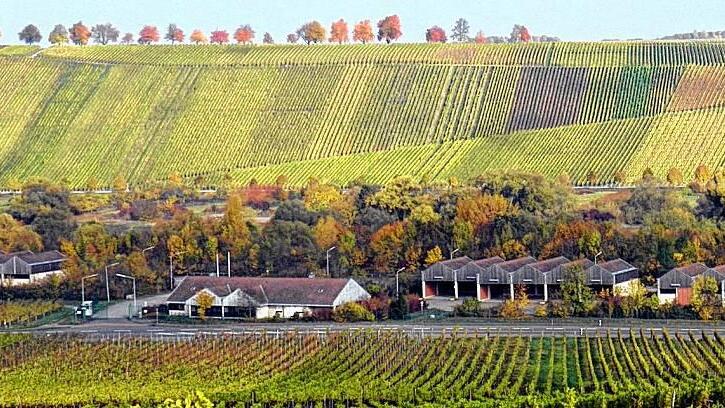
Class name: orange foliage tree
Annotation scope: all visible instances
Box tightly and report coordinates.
[475,30,487,43]
[70,21,91,45]
[370,222,406,272]
[234,25,255,44]
[377,15,402,43]
[190,29,207,44]
[352,20,374,44]
[138,25,160,44]
[329,19,348,44]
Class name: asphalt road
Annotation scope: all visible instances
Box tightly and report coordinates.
[14,317,725,339]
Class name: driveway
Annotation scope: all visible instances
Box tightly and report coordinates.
[103,293,170,319]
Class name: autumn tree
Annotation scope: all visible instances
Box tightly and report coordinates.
[18,24,42,44]
[666,168,683,186]
[377,15,402,43]
[164,24,184,44]
[329,19,349,44]
[691,164,711,192]
[352,20,374,44]
[313,216,344,250]
[424,246,443,266]
[691,276,721,320]
[510,24,531,42]
[126,251,156,287]
[69,22,91,45]
[425,26,447,43]
[451,18,470,42]
[91,23,120,45]
[219,193,251,256]
[48,24,69,45]
[195,291,214,320]
[286,33,299,43]
[455,194,516,233]
[233,25,254,44]
[262,32,273,44]
[0,214,43,253]
[138,25,160,44]
[190,29,207,44]
[474,30,487,44]
[210,30,229,44]
[370,222,406,272]
[297,21,326,44]
[121,33,134,44]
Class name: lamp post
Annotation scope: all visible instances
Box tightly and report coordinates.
[594,251,603,265]
[81,273,99,304]
[116,273,136,318]
[326,246,337,277]
[451,248,460,260]
[142,245,155,255]
[169,250,188,289]
[395,267,405,298]
[104,262,120,318]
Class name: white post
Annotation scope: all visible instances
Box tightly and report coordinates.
[543,272,548,302]
[81,278,85,303]
[132,278,137,315]
[169,255,174,289]
[657,279,661,298]
[227,252,231,277]
[453,270,459,299]
[509,273,515,300]
[221,297,225,319]
[104,265,111,305]
[216,253,220,277]
[476,274,481,301]
[421,271,426,299]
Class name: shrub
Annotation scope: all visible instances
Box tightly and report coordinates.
[332,302,374,322]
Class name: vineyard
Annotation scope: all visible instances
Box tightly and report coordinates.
[1,331,724,407]
[0,301,63,327]
[0,42,724,187]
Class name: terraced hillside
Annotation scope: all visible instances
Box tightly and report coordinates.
[1,42,725,188]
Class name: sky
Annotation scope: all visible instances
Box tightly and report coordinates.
[0,0,723,45]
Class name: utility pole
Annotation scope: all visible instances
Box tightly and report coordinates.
[216,252,220,277]
[227,251,231,277]
[116,273,137,318]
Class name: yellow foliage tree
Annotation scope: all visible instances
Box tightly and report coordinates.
[195,291,214,321]
[424,246,443,266]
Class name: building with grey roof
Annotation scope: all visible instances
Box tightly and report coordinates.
[0,250,66,286]
[166,276,370,319]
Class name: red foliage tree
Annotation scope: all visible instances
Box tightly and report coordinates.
[520,26,531,42]
[377,15,402,43]
[329,19,348,44]
[352,20,374,44]
[210,30,230,44]
[425,26,447,43]
[234,25,255,44]
[138,25,160,44]
[474,30,487,44]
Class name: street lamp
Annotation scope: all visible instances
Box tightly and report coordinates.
[104,262,120,318]
[395,267,405,298]
[594,251,603,265]
[116,273,137,318]
[81,273,99,304]
[326,246,337,277]
[451,248,460,260]
[142,245,155,254]
[169,250,188,289]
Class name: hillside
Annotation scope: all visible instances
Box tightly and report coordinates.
[1,42,725,188]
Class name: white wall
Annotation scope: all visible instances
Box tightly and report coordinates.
[255,305,310,319]
[333,279,371,307]
[0,270,64,286]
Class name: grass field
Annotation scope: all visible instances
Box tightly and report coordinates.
[0,42,724,188]
[0,331,724,406]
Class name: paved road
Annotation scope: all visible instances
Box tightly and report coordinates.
[16,317,725,339]
[104,293,170,319]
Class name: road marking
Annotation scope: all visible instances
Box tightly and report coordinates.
[80,330,98,333]
[113,330,131,333]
